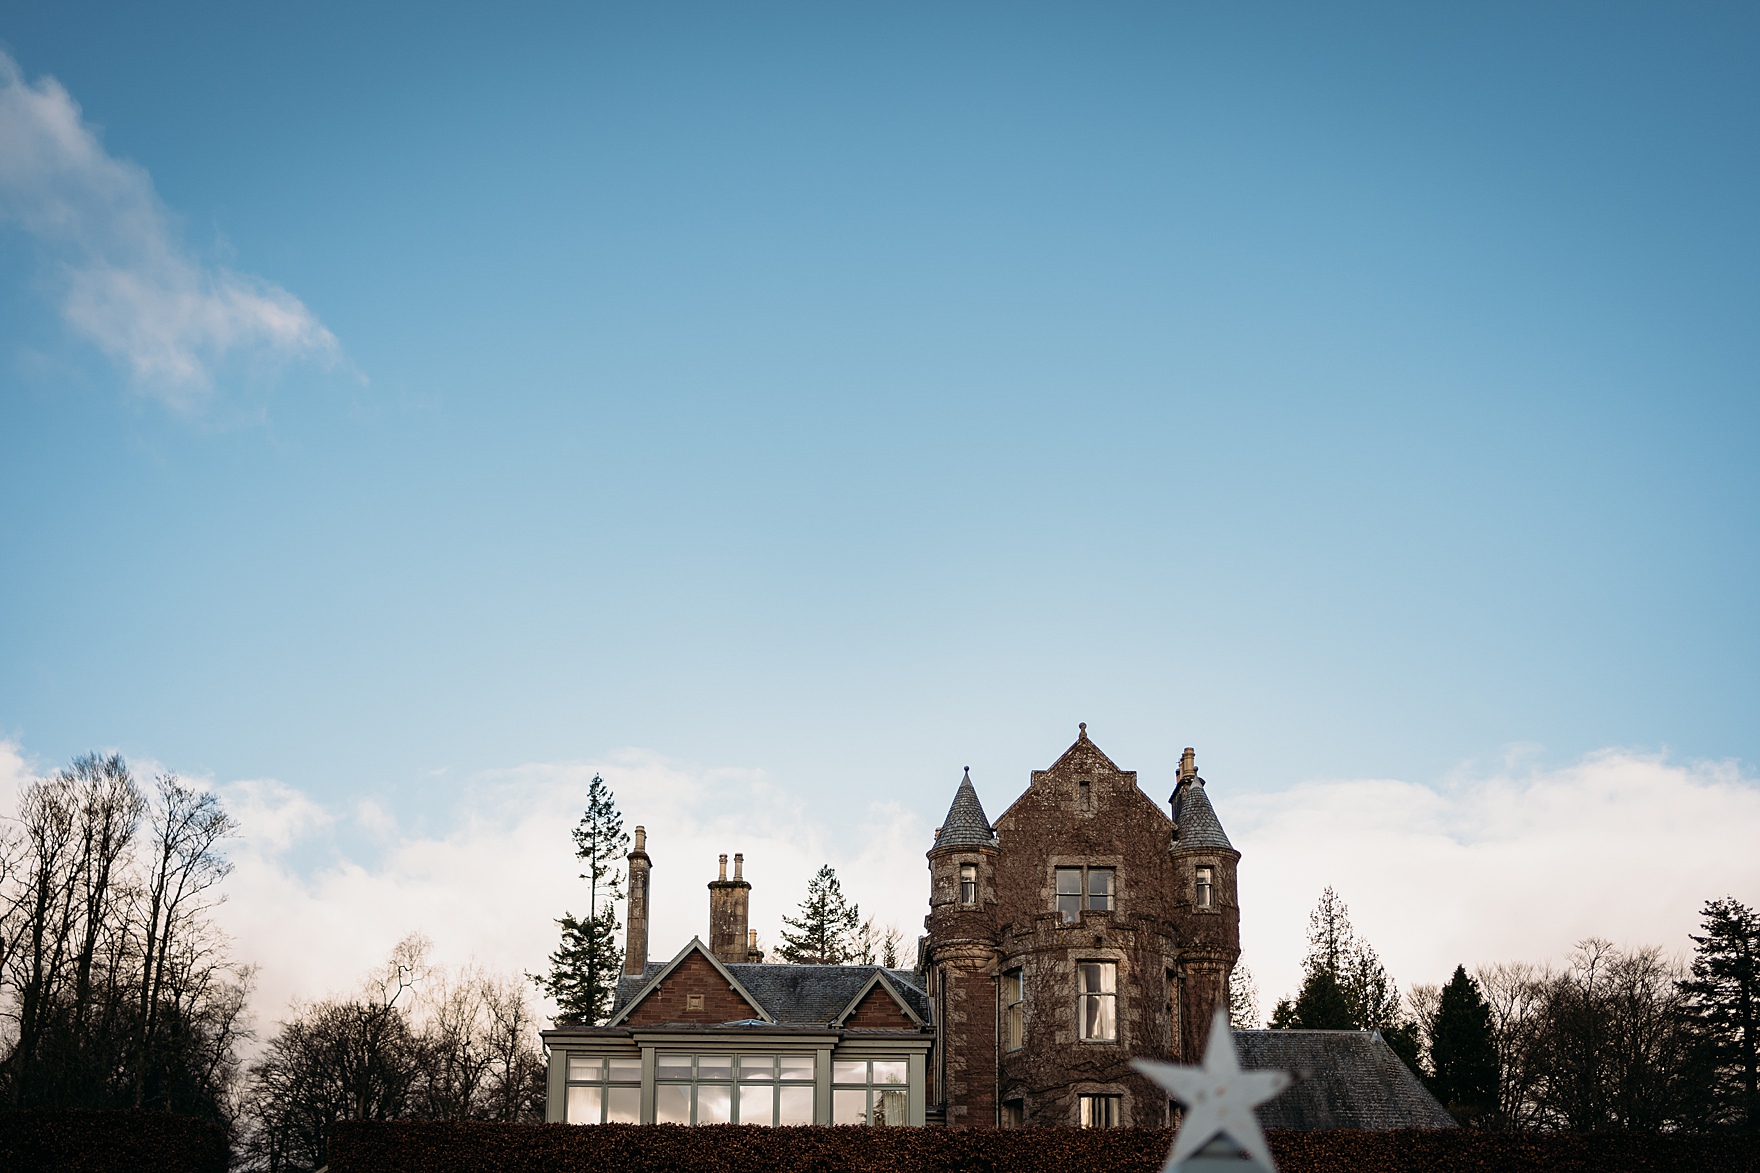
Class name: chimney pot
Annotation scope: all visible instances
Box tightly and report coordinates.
[719,853,728,881]
[733,852,744,880]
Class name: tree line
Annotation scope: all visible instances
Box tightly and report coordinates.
[1239,886,1758,1133]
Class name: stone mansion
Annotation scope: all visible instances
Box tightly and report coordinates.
[542,724,1245,1129]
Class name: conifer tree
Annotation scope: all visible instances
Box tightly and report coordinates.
[1291,968,1357,1030]
[533,775,628,1023]
[777,865,860,965]
[1680,896,1760,1131]
[1430,964,1499,1126]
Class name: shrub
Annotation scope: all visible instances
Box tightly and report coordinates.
[0,1109,229,1173]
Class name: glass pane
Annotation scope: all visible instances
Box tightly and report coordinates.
[1088,869,1114,910]
[566,1054,603,1082]
[833,1088,869,1125]
[655,1054,692,1079]
[871,1061,907,1085]
[1007,1004,1024,1050]
[1057,894,1081,922]
[778,1085,814,1125]
[875,1088,908,1126]
[697,1084,732,1125]
[738,1055,774,1081]
[607,1057,642,1083]
[779,1055,815,1082]
[736,1083,773,1126]
[832,1060,867,1084]
[1079,962,1116,994]
[566,1084,602,1124]
[1002,971,1021,1003]
[655,1084,691,1124]
[605,1085,640,1123]
[697,1054,733,1080]
[1082,993,1117,1040]
[1055,868,1083,895]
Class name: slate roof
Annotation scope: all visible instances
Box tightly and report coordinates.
[1171,778,1234,851]
[935,768,996,849]
[1233,1030,1456,1130]
[611,962,930,1027]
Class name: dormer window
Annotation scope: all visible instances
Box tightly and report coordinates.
[959,864,978,906]
[1195,865,1214,909]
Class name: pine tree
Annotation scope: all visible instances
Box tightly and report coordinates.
[1680,896,1760,1131]
[777,865,860,965]
[1292,968,1357,1030]
[1430,964,1499,1126]
[1229,961,1262,1029]
[533,775,628,1023]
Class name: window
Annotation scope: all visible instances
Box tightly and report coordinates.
[1002,969,1024,1051]
[1078,962,1117,1042]
[1078,779,1091,810]
[832,1058,909,1125]
[564,1054,642,1124]
[656,1053,813,1125]
[1001,1100,1024,1128]
[1079,1093,1121,1128]
[1056,867,1116,922]
[1195,865,1214,909]
[959,863,977,906]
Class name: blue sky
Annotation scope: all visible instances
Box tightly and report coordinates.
[1,4,1757,1007]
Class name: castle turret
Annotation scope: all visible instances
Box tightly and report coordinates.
[1169,749,1241,1061]
[708,852,752,964]
[624,826,652,976]
[925,768,999,1127]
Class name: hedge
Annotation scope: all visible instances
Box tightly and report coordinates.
[330,1121,1760,1173]
[0,1109,229,1173]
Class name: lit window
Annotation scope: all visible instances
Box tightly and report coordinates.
[1195,865,1214,909]
[1078,962,1117,1042]
[564,1053,642,1124]
[1002,1100,1025,1128]
[655,1053,813,1125]
[832,1057,910,1125]
[1002,969,1024,1051]
[959,863,978,906]
[1079,1093,1121,1128]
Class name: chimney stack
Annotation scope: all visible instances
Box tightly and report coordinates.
[708,850,751,964]
[624,826,652,976]
[1179,747,1197,783]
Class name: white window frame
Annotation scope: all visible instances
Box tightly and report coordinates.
[831,1057,910,1126]
[1002,968,1024,1051]
[1195,864,1215,909]
[959,863,978,906]
[1077,961,1118,1042]
[563,1053,642,1124]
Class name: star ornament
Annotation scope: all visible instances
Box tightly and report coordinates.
[1133,1011,1291,1173]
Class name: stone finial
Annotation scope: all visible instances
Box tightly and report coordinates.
[1079,722,1088,740]
[718,853,728,881]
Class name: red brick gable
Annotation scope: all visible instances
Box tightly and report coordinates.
[622,950,762,1025]
[842,982,916,1029]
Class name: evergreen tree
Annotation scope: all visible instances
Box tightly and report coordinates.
[1291,968,1357,1030]
[1382,1021,1426,1080]
[533,775,627,1024]
[1229,961,1262,1029]
[777,865,860,965]
[1680,897,1760,1131]
[1430,964,1499,1126]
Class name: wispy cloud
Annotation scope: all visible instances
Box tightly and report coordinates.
[0,49,341,407]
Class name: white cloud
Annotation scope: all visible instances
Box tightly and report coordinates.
[1231,750,1760,1017]
[214,749,932,1033]
[4,737,1755,1047]
[0,49,341,406]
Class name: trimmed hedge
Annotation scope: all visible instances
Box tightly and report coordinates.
[330,1121,1760,1173]
[0,1109,229,1173]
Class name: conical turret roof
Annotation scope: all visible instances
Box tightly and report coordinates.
[1171,776,1234,851]
[935,768,996,849]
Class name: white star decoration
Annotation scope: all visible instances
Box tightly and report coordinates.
[1133,1011,1291,1173]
